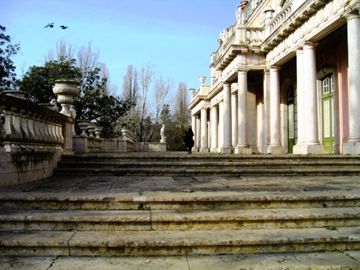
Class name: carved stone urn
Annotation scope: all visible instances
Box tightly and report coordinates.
[53,80,80,117]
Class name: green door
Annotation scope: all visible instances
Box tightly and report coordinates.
[287,86,297,153]
[321,75,335,153]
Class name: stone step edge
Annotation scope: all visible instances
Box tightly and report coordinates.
[0,227,359,256]
[58,161,360,166]
[1,190,359,203]
[1,252,359,269]
[62,154,360,159]
[0,207,359,223]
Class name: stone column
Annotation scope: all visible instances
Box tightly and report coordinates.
[294,43,324,154]
[191,115,196,151]
[263,70,270,148]
[293,49,305,152]
[267,66,283,154]
[231,92,238,149]
[210,105,218,152]
[218,102,224,152]
[235,70,252,154]
[344,13,360,154]
[196,115,201,152]
[220,83,232,153]
[200,108,208,152]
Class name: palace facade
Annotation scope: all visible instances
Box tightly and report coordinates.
[189,0,360,155]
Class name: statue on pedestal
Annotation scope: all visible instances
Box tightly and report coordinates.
[160,124,166,144]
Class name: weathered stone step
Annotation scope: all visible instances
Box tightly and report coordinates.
[58,160,360,172]
[1,227,359,256]
[1,207,359,231]
[62,153,360,162]
[1,190,359,210]
[2,252,360,269]
[54,166,360,176]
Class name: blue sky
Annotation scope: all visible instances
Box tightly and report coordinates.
[1,0,239,96]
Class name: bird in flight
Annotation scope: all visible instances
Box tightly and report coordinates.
[59,25,68,30]
[44,22,54,28]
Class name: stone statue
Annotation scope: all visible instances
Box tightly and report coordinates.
[236,4,245,25]
[160,124,166,143]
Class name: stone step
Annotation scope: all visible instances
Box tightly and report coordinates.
[62,153,360,162]
[54,166,360,176]
[2,252,360,269]
[1,207,359,231]
[1,227,359,256]
[58,160,360,170]
[1,190,359,210]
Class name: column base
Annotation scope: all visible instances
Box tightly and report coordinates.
[234,145,252,154]
[343,141,360,155]
[210,147,218,153]
[267,145,284,154]
[293,144,325,155]
[200,147,209,153]
[219,147,232,154]
[192,147,199,153]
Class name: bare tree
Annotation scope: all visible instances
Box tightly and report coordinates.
[137,64,155,142]
[122,64,139,104]
[77,43,99,71]
[173,82,190,127]
[46,40,75,62]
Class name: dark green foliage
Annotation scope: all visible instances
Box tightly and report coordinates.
[0,25,20,91]
[20,59,81,103]
[165,121,187,151]
[74,88,133,138]
[20,58,131,138]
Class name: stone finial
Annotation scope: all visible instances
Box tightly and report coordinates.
[199,76,206,87]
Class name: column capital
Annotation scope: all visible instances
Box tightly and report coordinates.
[346,11,360,21]
[303,41,318,49]
[296,48,303,54]
[237,69,249,73]
[269,65,281,71]
[223,83,231,89]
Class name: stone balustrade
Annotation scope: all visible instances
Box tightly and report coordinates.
[270,0,294,33]
[246,27,263,46]
[0,92,74,186]
[0,93,69,151]
[73,126,166,153]
[73,126,136,153]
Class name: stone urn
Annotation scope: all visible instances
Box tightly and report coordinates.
[53,80,80,117]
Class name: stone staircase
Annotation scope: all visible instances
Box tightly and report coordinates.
[0,153,360,268]
[55,153,360,176]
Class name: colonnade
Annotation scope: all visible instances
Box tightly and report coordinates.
[191,12,360,155]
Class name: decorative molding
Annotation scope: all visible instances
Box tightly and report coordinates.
[267,0,350,65]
